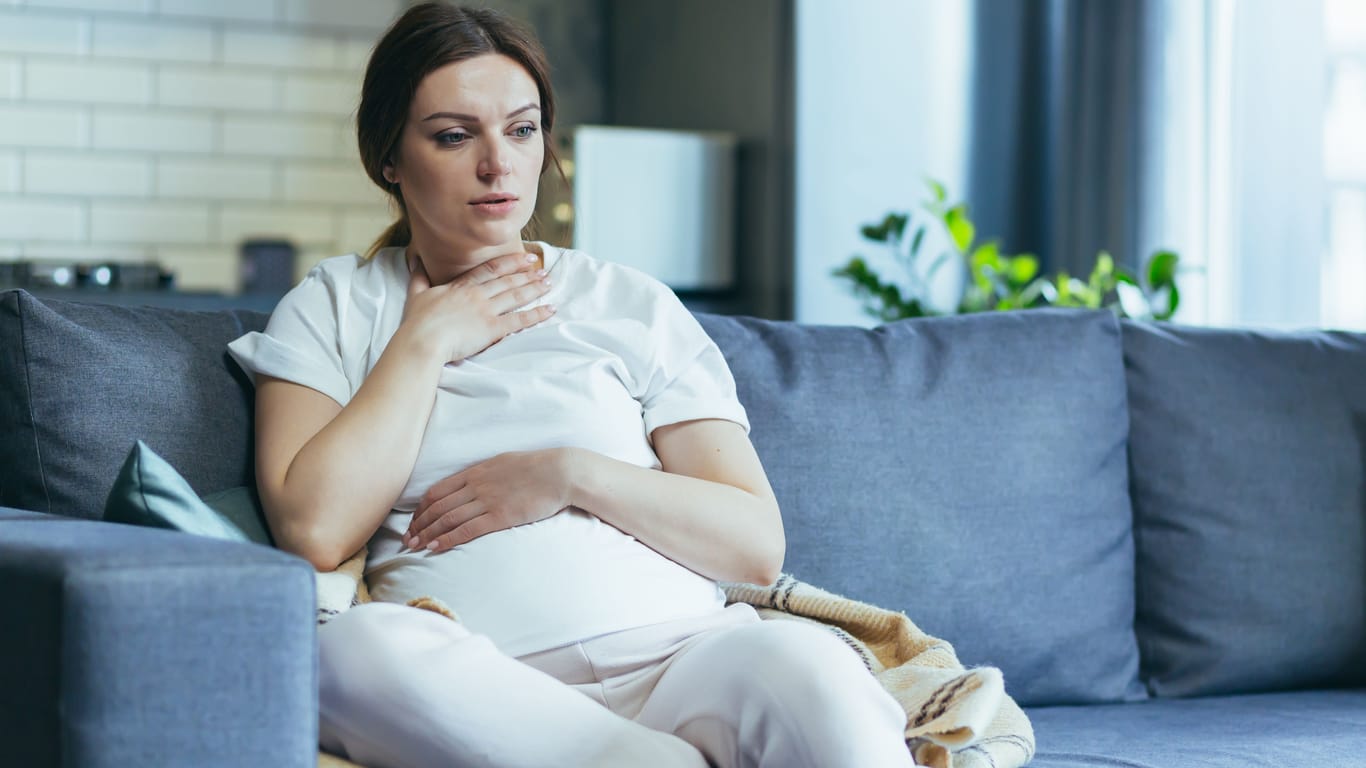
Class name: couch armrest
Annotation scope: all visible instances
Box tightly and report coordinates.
[0,508,318,768]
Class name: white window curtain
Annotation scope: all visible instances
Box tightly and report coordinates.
[1149,0,1356,331]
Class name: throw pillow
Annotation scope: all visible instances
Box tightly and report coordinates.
[103,439,373,623]
[104,440,273,545]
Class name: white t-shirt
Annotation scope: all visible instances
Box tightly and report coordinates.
[227,243,750,656]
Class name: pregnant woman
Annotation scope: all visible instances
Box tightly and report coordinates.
[228,4,920,767]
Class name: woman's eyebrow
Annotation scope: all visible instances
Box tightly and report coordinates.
[422,104,540,122]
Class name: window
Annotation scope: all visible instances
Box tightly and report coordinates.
[1323,0,1366,330]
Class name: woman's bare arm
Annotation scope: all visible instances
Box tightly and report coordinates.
[254,252,553,571]
[572,419,785,585]
[253,337,440,571]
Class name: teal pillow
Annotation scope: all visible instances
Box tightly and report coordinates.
[104,440,274,546]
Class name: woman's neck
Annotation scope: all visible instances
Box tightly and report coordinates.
[407,225,529,286]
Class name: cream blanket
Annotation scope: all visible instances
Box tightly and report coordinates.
[317,554,1034,768]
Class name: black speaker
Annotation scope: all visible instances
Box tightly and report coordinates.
[239,239,297,295]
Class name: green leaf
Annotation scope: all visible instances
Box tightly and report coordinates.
[1147,250,1179,288]
[1095,251,1114,276]
[1018,277,1053,307]
[945,204,975,252]
[1150,282,1181,321]
[860,224,887,243]
[909,226,926,257]
[969,241,1001,270]
[924,251,954,281]
[926,178,947,205]
[1006,254,1039,285]
[886,213,909,242]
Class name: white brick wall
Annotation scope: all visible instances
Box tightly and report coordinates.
[157,157,273,200]
[0,151,19,194]
[27,59,151,104]
[0,56,19,98]
[25,150,152,196]
[0,199,85,240]
[0,104,86,147]
[157,66,274,110]
[0,0,403,291]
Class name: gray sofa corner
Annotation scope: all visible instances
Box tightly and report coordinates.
[1,509,317,767]
[2,287,1364,767]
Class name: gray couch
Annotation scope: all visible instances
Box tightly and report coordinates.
[2,287,1363,767]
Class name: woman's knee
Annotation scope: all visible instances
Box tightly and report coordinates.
[319,602,477,701]
[704,620,902,725]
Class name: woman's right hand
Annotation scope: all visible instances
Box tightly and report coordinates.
[400,251,555,363]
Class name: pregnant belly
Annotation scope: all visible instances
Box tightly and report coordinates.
[364,508,726,657]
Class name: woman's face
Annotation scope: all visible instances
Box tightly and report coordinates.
[389,54,545,255]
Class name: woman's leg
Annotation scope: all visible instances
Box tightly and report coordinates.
[318,602,708,768]
[632,616,919,768]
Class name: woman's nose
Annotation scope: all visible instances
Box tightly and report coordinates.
[478,141,511,178]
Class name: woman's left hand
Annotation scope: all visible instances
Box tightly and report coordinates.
[405,448,575,552]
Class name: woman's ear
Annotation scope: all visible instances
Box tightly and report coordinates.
[382,164,399,185]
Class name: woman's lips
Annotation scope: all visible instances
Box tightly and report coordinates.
[470,195,518,217]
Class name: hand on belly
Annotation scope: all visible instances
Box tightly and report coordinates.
[404,447,576,552]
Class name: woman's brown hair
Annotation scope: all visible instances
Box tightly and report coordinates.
[358,2,561,257]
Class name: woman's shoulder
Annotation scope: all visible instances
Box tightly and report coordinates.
[545,243,671,297]
[290,248,404,297]
[304,248,404,282]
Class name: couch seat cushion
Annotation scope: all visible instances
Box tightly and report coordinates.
[1025,688,1366,767]
[697,309,1144,706]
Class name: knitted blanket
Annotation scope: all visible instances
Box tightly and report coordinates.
[317,556,1034,768]
[722,574,1034,768]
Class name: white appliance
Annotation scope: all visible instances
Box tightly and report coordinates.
[572,125,737,290]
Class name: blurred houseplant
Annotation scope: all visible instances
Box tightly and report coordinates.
[833,180,1180,323]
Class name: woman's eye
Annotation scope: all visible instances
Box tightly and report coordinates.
[437,131,469,146]
[512,125,537,139]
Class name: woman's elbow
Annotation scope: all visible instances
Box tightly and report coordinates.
[744,510,785,586]
[270,513,349,572]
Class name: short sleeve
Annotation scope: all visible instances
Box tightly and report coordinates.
[637,287,750,436]
[227,266,353,407]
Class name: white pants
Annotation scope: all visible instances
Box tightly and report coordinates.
[318,602,920,768]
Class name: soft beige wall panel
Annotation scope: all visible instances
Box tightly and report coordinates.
[93,110,213,153]
[337,39,375,73]
[159,0,274,23]
[25,151,152,197]
[26,60,151,105]
[157,158,275,201]
[0,11,82,56]
[0,56,19,98]
[285,0,401,31]
[0,151,18,194]
[91,201,210,243]
[283,163,383,206]
[337,206,395,253]
[0,104,85,148]
[23,242,150,262]
[222,29,337,70]
[92,18,213,63]
[281,72,359,116]
[157,66,275,111]
[0,200,85,241]
[27,0,151,13]
[221,115,338,159]
[155,245,239,290]
[218,205,334,246]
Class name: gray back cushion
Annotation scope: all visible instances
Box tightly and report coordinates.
[697,309,1145,706]
[1123,320,1366,697]
[0,290,268,520]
